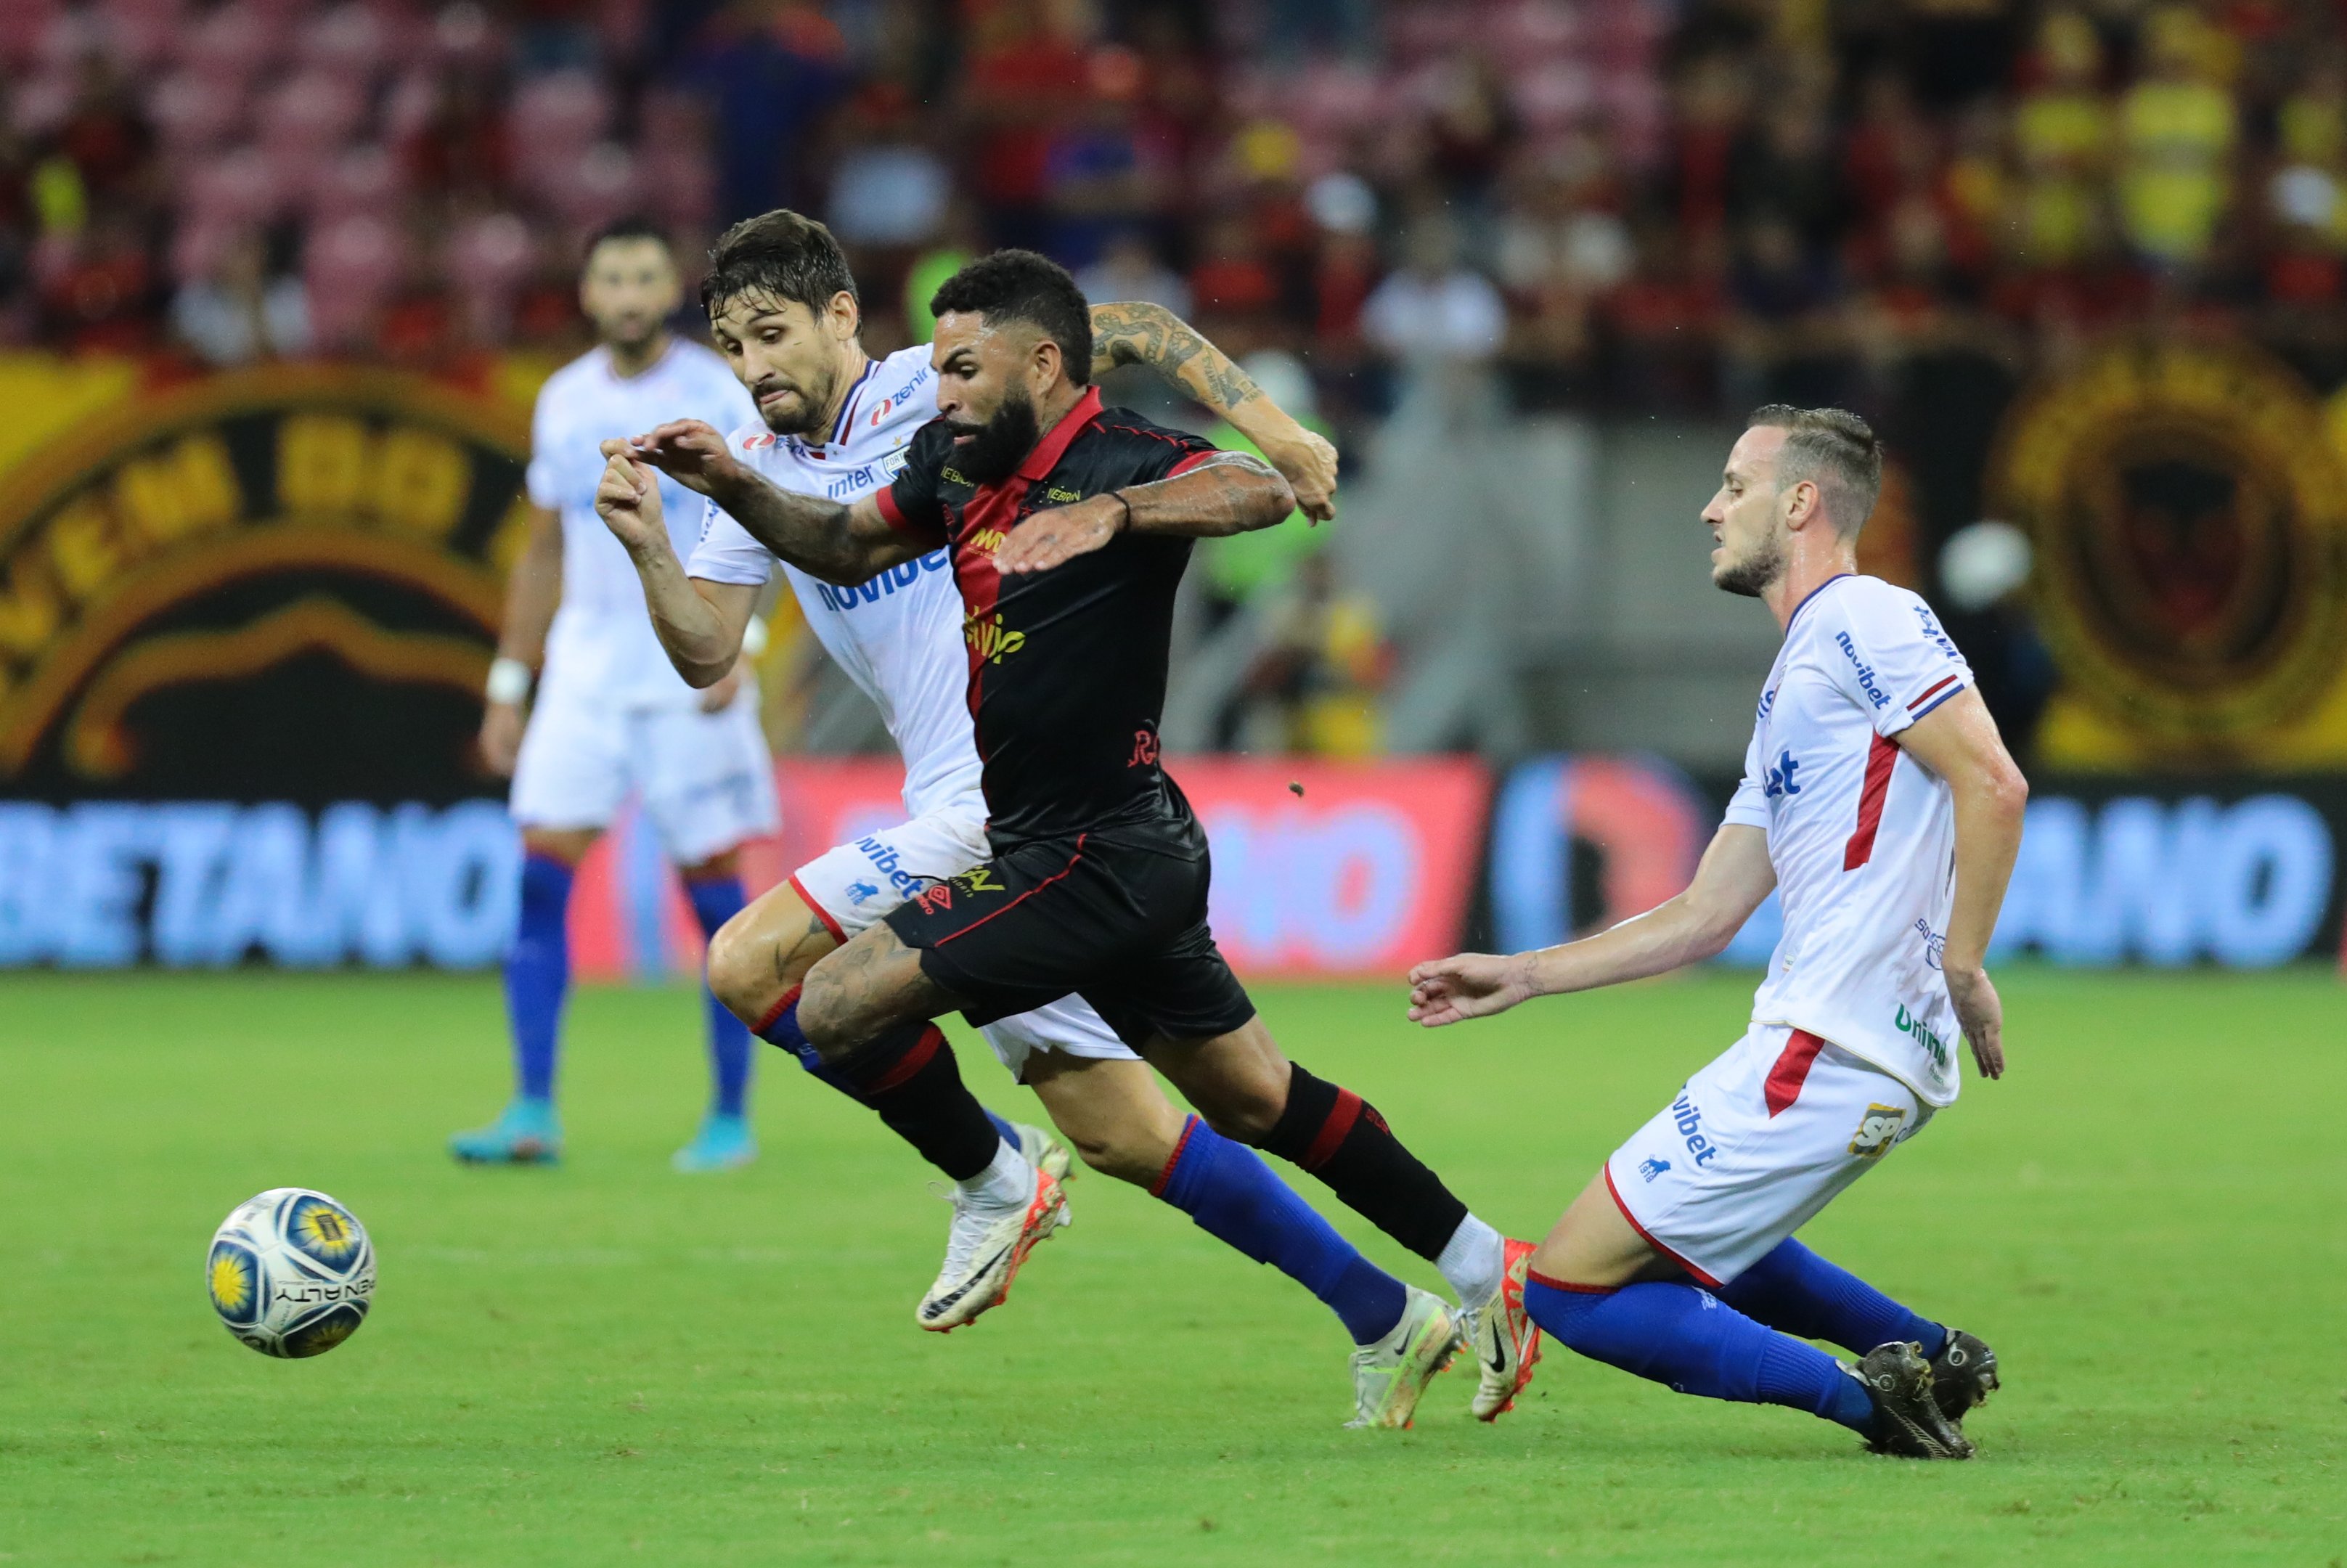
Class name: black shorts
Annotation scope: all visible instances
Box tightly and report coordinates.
[881,831,1257,1048]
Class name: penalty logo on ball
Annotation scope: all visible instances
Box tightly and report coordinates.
[206,1188,376,1359]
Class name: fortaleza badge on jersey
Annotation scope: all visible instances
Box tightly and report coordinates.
[0,364,529,803]
[1989,338,2347,756]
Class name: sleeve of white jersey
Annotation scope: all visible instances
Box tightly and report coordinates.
[1723,724,1770,828]
[1825,580,1975,740]
[523,382,560,510]
[685,489,775,587]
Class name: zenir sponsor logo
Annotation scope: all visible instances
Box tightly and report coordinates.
[1044,486,1082,503]
[964,611,1025,663]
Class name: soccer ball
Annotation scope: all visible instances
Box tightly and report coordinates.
[206,1188,375,1358]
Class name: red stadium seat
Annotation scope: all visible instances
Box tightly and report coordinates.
[446,210,536,338]
[306,211,407,351]
[308,144,404,224]
[148,70,251,152]
[183,145,289,229]
[258,70,370,148]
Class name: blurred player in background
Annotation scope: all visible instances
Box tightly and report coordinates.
[1408,408,2024,1457]
[452,217,776,1173]
[597,231,1537,1430]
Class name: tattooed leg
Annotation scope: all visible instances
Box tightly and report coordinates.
[704,878,846,1029]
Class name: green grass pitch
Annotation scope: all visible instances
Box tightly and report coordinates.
[3,966,2343,1566]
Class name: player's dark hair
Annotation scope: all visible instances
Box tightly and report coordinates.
[702,208,859,320]
[928,250,1093,385]
[1747,405,1882,537]
[585,214,670,261]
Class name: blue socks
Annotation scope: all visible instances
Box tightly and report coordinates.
[1155,1116,1408,1345]
[504,852,573,1103]
[1715,1238,1947,1360]
[1524,1272,1876,1434]
[985,1108,1023,1149]
[685,875,753,1119]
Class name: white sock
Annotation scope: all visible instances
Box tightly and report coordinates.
[955,1138,1033,1209]
[1437,1213,1506,1307]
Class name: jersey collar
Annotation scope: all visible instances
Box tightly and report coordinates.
[830,356,880,446]
[1784,571,1854,634]
[1013,385,1104,483]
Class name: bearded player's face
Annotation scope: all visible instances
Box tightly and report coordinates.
[711,291,853,439]
[579,237,679,354]
[931,311,1056,482]
[1705,425,1792,599]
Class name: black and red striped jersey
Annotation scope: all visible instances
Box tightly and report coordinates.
[877,385,1218,850]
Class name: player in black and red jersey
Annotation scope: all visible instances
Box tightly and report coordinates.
[600,251,1536,1428]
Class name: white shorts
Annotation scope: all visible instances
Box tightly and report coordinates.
[1604,1024,1933,1287]
[787,801,1138,1081]
[510,680,778,866]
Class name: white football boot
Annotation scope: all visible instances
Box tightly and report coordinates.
[914,1163,1070,1333]
[1346,1285,1461,1429]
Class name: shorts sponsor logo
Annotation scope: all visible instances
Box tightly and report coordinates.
[912,881,954,915]
[1670,1088,1718,1166]
[1637,1157,1672,1181]
[846,879,881,905]
[1834,631,1891,709]
[1763,748,1802,799]
[1127,728,1161,768]
[964,611,1024,663]
[854,835,928,899]
[1913,919,1946,971]
[1893,1003,1950,1066]
[950,865,1005,896]
[1850,1103,1908,1159]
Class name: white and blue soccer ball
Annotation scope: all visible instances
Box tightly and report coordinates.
[206,1188,375,1358]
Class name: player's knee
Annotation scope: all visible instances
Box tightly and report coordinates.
[703,914,775,1026]
[1190,1083,1284,1145]
[793,964,858,1058]
[1067,1126,1170,1186]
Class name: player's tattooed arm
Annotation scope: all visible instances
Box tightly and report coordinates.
[994,452,1297,576]
[616,420,922,588]
[1087,301,1339,522]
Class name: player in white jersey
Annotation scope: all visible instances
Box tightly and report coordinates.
[1409,407,2028,1457]
[593,213,1521,1430]
[449,219,779,1174]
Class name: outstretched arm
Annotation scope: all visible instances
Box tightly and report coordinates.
[1891,688,2027,1079]
[613,421,923,587]
[592,446,762,686]
[994,451,1297,574]
[1405,825,1777,1026]
[1089,301,1338,522]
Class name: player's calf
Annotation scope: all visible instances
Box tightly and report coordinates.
[795,921,958,1060]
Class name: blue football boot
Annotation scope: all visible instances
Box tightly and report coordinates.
[449,1097,563,1165]
[672,1111,756,1172]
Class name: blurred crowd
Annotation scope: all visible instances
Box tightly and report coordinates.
[4,0,2343,402]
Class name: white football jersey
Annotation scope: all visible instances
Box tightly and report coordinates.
[527,340,759,707]
[686,345,981,820]
[1725,574,1975,1106]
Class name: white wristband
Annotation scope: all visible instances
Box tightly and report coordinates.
[739,613,769,659]
[484,657,533,706]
